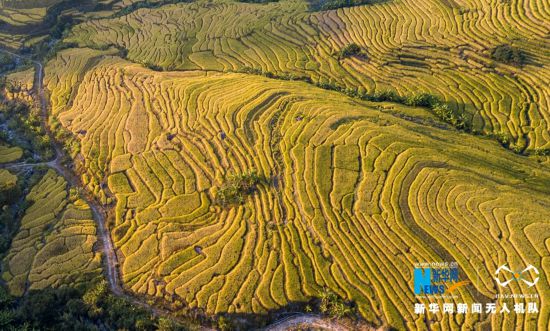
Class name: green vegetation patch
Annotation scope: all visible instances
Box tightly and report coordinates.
[215,170,263,207]
[0,281,188,330]
[490,44,526,66]
[0,83,54,161]
[0,169,17,191]
[338,43,367,59]
[312,0,379,11]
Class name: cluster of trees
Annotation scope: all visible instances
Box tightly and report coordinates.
[238,0,279,3]
[338,43,367,59]
[0,182,22,253]
[215,170,263,207]
[490,44,526,66]
[50,116,81,159]
[0,54,17,74]
[111,0,192,18]
[237,66,312,83]
[0,82,54,161]
[318,288,355,319]
[314,81,472,132]
[0,174,20,209]
[0,281,187,330]
[314,0,378,11]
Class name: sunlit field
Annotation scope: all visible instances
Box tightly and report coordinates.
[1,0,548,329]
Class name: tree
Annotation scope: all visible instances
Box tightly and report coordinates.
[215,170,263,207]
[490,44,525,66]
[339,43,365,59]
[318,288,354,319]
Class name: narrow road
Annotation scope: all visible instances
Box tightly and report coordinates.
[2,49,358,331]
[1,49,171,321]
[261,314,365,331]
[32,54,123,294]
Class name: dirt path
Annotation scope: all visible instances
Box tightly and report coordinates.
[1,49,189,322]
[261,314,372,331]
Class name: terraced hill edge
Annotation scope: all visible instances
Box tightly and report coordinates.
[65,0,550,153]
[1,48,380,330]
[42,48,550,330]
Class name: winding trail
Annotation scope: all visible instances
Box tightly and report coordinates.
[1,49,360,330]
[33,54,122,296]
[0,49,199,326]
[262,313,374,331]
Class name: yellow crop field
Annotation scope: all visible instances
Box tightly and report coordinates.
[66,0,550,152]
[0,0,61,26]
[4,67,34,103]
[42,47,550,330]
[0,144,23,163]
[0,0,62,48]
[2,0,548,329]
[2,169,102,296]
[0,168,16,190]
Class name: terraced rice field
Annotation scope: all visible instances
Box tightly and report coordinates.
[0,0,61,26]
[43,47,550,330]
[2,169,102,296]
[0,168,16,190]
[0,0,62,48]
[0,0,127,48]
[4,67,34,104]
[66,0,550,152]
[0,144,23,163]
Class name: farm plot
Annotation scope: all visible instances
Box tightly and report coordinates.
[0,0,130,48]
[2,169,102,296]
[0,0,59,26]
[4,67,34,103]
[0,0,63,47]
[44,49,550,330]
[0,144,22,163]
[0,168,16,191]
[66,0,550,151]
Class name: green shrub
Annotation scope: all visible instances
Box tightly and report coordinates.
[318,288,354,319]
[0,54,16,74]
[0,98,54,161]
[217,315,233,330]
[239,0,278,3]
[370,89,403,103]
[339,43,365,59]
[317,0,376,11]
[533,148,550,156]
[215,170,263,207]
[492,131,511,147]
[490,44,525,66]
[404,93,438,108]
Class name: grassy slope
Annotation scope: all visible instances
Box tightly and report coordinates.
[66,0,550,152]
[44,48,550,330]
[1,169,102,296]
[0,144,23,163]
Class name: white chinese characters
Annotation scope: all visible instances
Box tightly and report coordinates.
[414,302,538,314]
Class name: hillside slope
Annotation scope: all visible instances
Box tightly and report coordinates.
[44,48,550,330]
[66,0,550,152]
